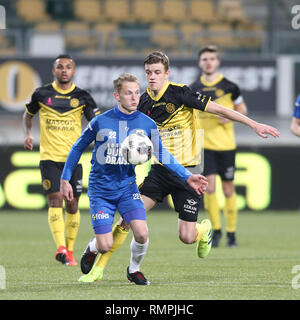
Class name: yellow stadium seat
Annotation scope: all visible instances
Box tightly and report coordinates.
[160,0,187,23]
[64,21,93,49]
[35,21,61,32]
[132,0,159,23]
[93,22,119,48]
[73,0,103,22]
[218,0,249,23]
[179,22,208,50]
[104,0,131,23]
[208,23,235,48]
[150,23,179,49]
[189,0,216,23]
[235,23,263,49]
[17,0,49,22]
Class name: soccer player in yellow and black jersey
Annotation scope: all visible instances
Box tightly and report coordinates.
[23,54,100,266]
[78,51,279,283]
[190,45,248,248]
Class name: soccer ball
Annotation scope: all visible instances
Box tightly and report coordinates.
[121,132,153,165]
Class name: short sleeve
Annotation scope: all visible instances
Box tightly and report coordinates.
[25,90,41,116]
[83,92,100,121]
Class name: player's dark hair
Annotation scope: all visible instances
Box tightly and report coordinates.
[113,73,139,93]
[144,51,170,71]
[198,45,219,59]
[53,54,75,66]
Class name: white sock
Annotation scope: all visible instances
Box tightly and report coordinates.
[89,237,98,253]
[129,237,149,273]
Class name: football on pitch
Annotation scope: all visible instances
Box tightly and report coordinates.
[121,132,153,165]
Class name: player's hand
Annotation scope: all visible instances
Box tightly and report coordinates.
[60,179,74,201]
[187,174,208,195]
[253,123,280,139]
[24,135,34,150]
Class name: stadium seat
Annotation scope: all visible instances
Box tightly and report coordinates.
[17,0,49,22]
[73,0,104,22]
[93,22,119,50]
[34,21,61,32]
[104,0,131,23]
[160,0,187,23]
[218,0,249,24]
[179,23,208,51]
[64,21,94,49]
[235,23,263,49]
[132,0,159,23]
[0,34,16,54]
[208,23,237,48]
[188,0,216,24]
[150,23,180,50]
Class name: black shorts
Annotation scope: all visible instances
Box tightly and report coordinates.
[139,164,203,222]
[40,160,83,197]
[203,149,236,181]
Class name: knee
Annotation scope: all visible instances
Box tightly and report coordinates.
[134,229,148,244]
[65,198,79,213]
[178,232,195,244]
[47,193,63,207]
[96,238,113,253]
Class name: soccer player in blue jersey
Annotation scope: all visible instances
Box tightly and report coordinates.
[60,73,209,285]
[79,52,280,284]
[291,94,300,137]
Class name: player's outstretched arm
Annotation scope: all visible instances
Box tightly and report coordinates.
[205,100,280,138]
[187,174,208,195]
[60,179,74,201]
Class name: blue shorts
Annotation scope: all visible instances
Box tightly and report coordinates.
[89,183,146,235]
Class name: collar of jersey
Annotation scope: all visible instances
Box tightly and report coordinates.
[200,74,224,87]
[113,106,138,119]
[146,81,170,101]
[52,81,76,94]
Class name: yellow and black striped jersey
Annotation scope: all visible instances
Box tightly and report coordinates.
[190,74,243,151]
[138,81,210,166]
[25,81,100,162]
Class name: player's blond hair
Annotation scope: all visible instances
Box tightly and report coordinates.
[113,73,139,93]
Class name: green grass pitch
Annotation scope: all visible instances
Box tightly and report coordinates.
[0,210,299,300]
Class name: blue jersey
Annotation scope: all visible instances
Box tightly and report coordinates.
[61,106,192,196]
[293,94,300,119]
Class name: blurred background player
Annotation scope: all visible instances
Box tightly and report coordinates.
[79,51,279,282]
[290,93,300,137]
[23,54,99,266]
[190,45,248,248]
[61,72,209,284]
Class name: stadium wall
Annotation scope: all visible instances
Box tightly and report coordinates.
[0,57,277,116]
[0,145,299,211]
